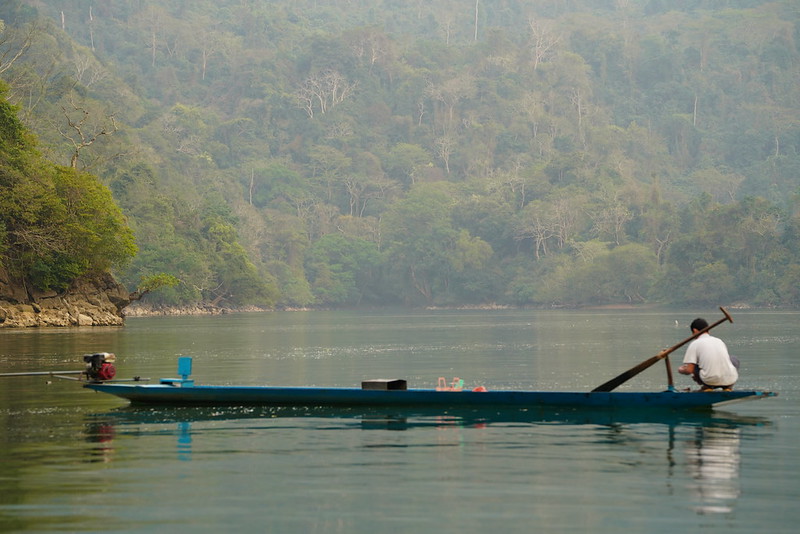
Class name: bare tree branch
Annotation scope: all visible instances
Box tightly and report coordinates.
[58,96,119,169]
[0,22,37,74]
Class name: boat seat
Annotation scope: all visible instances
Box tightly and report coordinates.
[160,356,195,387]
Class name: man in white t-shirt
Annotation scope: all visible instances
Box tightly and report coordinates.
[678,317,740,391]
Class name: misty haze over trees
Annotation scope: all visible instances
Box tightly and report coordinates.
[1,0,799,309]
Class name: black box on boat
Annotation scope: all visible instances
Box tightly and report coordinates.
[361,379,407,390]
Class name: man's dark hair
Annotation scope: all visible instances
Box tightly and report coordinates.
[690,318,708,331]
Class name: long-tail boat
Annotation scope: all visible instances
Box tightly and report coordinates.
[4,308,778,412]
[82,353,775,411]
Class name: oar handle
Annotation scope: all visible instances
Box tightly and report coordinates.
[591,307,733,393]
[658,306,733,360]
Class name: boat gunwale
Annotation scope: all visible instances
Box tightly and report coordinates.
[83,382,776,409]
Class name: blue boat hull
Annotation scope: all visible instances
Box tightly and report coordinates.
[84,382,775,410]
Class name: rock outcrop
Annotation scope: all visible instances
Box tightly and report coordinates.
[0,268,131,328]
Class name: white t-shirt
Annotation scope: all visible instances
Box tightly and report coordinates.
[683,333,738,386]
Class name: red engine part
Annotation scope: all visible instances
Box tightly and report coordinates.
[84,352,117,381]
[96,362,116,381]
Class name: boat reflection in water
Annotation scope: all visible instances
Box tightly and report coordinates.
[81,406,770,516]
[83,404,769,461]
[685,424,743,515]
[83,421,117,464]
[85,404,772,431]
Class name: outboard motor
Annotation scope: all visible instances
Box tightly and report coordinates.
[83,353,117,381]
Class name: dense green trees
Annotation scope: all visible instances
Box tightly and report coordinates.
[2,1,800,309]
[305,233,381,306]
[0,81,136,291]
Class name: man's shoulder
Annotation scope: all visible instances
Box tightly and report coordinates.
[695,333,721,343]
[694,334,728,352]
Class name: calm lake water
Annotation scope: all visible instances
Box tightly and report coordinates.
[1,309,798,533]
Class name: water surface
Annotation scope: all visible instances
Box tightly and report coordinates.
[1,309,797,533]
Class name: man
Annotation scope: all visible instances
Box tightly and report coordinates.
[678,317,740,391]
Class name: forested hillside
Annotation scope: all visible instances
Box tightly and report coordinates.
[1,0,799,308]
[0,80,135,294]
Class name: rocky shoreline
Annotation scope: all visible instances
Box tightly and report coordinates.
[123,303,273,317]
[0,269,131,328]
[0,264,764,327]
[0,265,280,327]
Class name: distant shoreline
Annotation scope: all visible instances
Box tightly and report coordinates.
[123,302,759,318]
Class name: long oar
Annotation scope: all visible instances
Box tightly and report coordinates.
[591,307,733,393]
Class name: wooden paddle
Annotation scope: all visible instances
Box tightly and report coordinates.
[591,307,733,393]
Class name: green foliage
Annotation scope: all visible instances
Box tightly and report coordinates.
[121,240,208,305]
[28,254,86,291]
[305,233,381,306]
[202,211,279,306]
[51,166,137,271]
[381,183,459,304]
[384,143,431,187]
[0,85,27,165]
[4,0,800,309]
[511,243,658,307]
[266,260,313,308]
[137,273,180,294]
[247,160,306,209]
[0,82,136,291]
